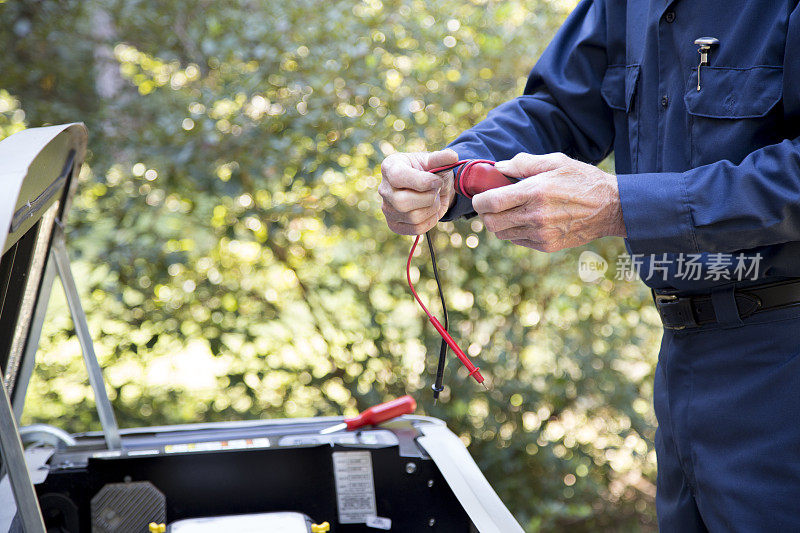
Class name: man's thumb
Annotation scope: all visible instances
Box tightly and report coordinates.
[425,148,459,170]
[495,152,566,179]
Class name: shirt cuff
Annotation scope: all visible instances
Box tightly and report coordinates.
[440,191,476,221]
[616,171,700,255]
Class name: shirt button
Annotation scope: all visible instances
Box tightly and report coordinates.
[661,95,669,108]
[665,11,676,23]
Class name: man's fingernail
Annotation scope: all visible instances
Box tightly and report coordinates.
[494,161,510,170]
[431,178,443,189]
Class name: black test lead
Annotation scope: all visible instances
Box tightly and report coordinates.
[426,230,448,404]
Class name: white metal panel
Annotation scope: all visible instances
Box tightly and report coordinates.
[416,422,524,533]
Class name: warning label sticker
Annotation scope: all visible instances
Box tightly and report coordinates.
[332,451,378,524]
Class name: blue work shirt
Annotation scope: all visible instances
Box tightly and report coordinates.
[444,0,800,291]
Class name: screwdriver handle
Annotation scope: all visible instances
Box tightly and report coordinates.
[344,395,417,430]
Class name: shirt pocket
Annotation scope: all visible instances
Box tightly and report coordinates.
[684,66,784,167]
[601,64,641,172]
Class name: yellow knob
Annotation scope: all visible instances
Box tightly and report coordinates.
[148,523,166,533]
[311,522,330,533]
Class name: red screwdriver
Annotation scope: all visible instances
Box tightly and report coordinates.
[319,395,417,434]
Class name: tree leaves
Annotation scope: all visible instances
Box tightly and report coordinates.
[2,1,657,530]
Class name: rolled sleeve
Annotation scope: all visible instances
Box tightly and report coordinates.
[617,172,699,254]
[619,135,800,255]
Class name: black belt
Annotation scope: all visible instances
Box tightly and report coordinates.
[653,278,800,330]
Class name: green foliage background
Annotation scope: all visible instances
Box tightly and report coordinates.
[1,0,662,530]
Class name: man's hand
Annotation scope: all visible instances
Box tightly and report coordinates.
[473,152,627,252]
[379,149,458,235]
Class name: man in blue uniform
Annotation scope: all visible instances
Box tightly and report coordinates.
[378,1,800,530]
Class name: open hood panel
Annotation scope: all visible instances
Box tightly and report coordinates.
[0,123,86,403]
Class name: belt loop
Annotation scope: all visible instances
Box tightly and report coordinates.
[711,285,743,328]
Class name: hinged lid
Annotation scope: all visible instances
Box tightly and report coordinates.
[0,123,87,406]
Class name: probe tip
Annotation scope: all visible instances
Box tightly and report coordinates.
[481,382,489,391]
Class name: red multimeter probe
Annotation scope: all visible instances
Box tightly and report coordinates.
[406,159,517,401]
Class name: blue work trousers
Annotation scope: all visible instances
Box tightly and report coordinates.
[654,289,800,531]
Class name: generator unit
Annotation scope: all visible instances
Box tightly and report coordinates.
[0,124,524,533]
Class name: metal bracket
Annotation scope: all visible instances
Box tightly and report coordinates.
[51,224,121,450]
[0,372,46,533]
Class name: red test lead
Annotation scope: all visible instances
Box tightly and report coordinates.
[428,159,517,198]
[405,158,514,398]
[319,395,417,434]
[407,235,487,388]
